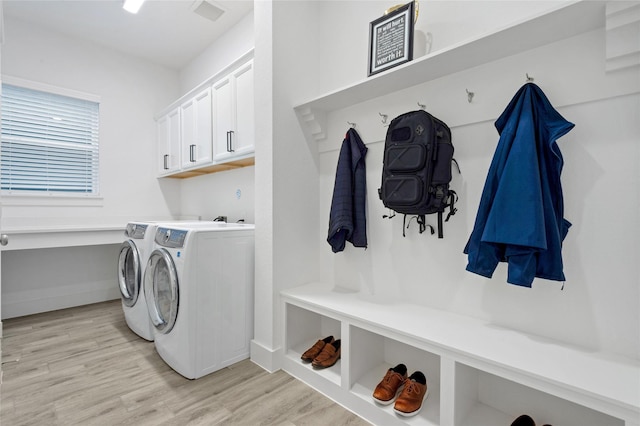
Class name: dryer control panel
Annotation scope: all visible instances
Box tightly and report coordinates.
[155,227,188,248]
[125,223,148,239]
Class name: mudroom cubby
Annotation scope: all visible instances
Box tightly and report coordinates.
[348,325,441,426]
[281,283,639,426]
[452,362,625,426]
[284,303,342,387]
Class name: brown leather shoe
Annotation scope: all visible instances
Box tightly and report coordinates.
[301,335,334,362]
[311,339,341,368]
[393,371,428,417]
[373,364,408,405]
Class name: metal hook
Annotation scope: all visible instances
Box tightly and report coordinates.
[526,73,534,82]
[465,89,474,103]
[379,112,388,125]
[347,121,356,129]
[417,101,426,110]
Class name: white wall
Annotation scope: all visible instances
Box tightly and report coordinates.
[253,0,640,368]
[251,0,324,370]
[178,166,255,223]
[0,17,182,318]
[313,30,639,360]
[1,17,182,228]
[252,0,276,369]
[0,10,256,319]
[178,9,256,225]
[313,1,561,98]
[1,244,121,319]
[179,10,254,93]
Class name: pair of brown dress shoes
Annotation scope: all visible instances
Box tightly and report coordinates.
[300,335,341,368]
[372,363,428,417]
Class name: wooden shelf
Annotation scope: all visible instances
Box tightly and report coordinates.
[294,0,606,141]
[161,156,254,179]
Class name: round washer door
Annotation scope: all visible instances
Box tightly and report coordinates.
[144,248,179,334]
[118,240,141,307]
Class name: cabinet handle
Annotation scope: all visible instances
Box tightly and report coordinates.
[227,130,235,153]
[0,234,8,246]
[190,144,196,162]
[164,154,169,170]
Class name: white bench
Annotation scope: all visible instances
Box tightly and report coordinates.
[282,282,640,426]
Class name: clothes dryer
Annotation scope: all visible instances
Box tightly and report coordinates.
[117,220,203,340]
[144,222,254,379]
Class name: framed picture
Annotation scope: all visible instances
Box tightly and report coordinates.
[368,1,415,76]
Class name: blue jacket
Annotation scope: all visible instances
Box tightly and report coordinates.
[464,83,574,287]
[327,128,368,253]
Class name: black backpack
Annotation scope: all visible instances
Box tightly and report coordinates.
[378,110,458,238]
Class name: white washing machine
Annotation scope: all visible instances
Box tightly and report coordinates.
[117,220,204,341]
[143,222,254,379]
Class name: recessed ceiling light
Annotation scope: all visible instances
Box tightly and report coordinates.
[123,0,146,14]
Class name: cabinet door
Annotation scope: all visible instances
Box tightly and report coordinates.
[157,107,181,176]
[212,59,255,163]
[180,88,213,170]
[231,60,254,157]
[212,75,234,162]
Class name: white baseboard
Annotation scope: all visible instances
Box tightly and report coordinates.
[250,339,282,373]
[1,280,120,319]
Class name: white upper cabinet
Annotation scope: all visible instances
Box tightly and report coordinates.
[156,51,254,178]
[156,107,181,176]
[180,87,213,170]
[213,59,255,162]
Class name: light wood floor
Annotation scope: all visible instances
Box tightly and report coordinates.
[1,300,370,426]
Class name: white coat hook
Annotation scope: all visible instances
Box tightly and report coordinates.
[465,89,474,103]
[417,101,426,110]
[379,112,388,125]
[347,121,356,129]
[526,73,535,82]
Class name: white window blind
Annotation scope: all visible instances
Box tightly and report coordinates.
[1,83,100,195]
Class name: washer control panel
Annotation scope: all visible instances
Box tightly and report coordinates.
[125,223,148,239]
[155,227,188,248]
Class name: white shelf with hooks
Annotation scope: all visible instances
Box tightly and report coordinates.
[293,0,606,142]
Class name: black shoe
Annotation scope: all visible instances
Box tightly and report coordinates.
[511,415,535,426]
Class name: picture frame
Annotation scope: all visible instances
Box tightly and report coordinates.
[368,1,415,76]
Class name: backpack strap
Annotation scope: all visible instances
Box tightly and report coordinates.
[403,214,408,237]
[403,214,435,237]
[436,191,459,239]
[452,158,461,174]
[416,215,429,235]
[445,191,458,222]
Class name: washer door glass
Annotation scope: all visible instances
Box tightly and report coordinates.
[118,240,140,307]
[144,248,179,334]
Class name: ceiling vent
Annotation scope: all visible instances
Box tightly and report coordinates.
[191,0,226,22]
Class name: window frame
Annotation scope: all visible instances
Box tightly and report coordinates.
[1,75,102,205]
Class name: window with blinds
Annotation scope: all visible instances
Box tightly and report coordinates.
[1,83,100,195]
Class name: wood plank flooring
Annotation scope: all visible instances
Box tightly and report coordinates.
[0,300,370,426]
